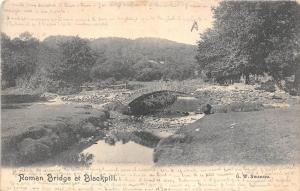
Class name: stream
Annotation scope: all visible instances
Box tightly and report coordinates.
[82,141,154,165]
[76,111,204,166]
[2,93,204,166]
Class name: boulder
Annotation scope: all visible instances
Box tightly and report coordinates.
[131,131,160,148]
[80,122,98,137]
[105,136,116,145]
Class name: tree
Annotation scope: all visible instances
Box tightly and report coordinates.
[196,1,299,86]
[294,55,300,91]
[1,32,40,88]
[90,58,135,81]
[47,37,97,86]
[1,33,14,88]
[136,67,162,81]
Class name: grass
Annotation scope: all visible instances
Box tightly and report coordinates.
[154,104,300,165]
[1,101,108,166]
[213,102,264,113]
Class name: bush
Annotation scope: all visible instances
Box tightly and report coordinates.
[25,72,55,92]
[136,68,162,81]
[1,80,11,89]
[255,80,276,92]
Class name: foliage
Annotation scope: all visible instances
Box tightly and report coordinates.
[196,1,300,87]
[46,37,97,86]
[90,58,135,81]
[1,32,40,88]
[255,80,276,93]
[1,34,198,92]
[55,36,198,81]
[136,68,162,81]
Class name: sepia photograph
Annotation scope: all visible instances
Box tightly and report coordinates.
[1,0,300,190]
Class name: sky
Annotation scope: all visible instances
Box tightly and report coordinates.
[1,0,220,45]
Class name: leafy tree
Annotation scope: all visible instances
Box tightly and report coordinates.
[2,33,198,90]
[1,33,14,88]
[1,32,40,88]
[196,1,299,86]
[90,58,135,81]
[47,37,97,86]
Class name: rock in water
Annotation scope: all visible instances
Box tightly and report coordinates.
[204,104,213,115]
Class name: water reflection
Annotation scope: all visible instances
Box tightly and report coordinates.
[82,140,154,165]
[77,131,161,165]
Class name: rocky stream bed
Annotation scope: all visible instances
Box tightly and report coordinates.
[1,83,297,166]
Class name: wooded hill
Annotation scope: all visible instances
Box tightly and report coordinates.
[1,33,198,92]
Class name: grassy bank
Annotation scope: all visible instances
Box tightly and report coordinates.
[154,103,300,165]
[1,103,109,166]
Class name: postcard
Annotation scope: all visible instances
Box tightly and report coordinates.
[1,0,299,190]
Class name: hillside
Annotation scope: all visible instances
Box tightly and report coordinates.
[2,33,198,91]
[43,36,197,66]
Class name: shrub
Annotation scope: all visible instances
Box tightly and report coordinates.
[255,80,276,92]
[135,68,162,81]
